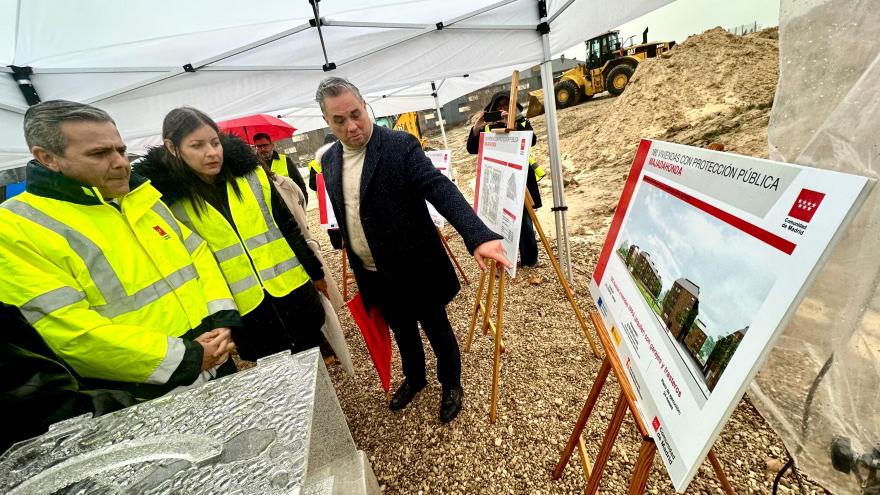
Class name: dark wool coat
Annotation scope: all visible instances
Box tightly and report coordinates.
[321,124,501,309]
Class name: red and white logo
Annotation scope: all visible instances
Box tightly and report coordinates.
[652,416,660,432]
[520,138,526,154]
[153,225,171,239]
[788,189,826,223]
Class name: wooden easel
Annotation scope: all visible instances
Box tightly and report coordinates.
[437,227,470,285]
[465,70,601,423]
[341,248,356,301]
[552,311,736,494]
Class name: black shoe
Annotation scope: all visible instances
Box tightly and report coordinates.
[439,385,464,423]
[389,379,426,411]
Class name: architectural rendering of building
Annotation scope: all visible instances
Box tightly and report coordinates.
[625,244,662,298]
[661,278,700,341]
[703,326,748,391]
[684,318,712,366]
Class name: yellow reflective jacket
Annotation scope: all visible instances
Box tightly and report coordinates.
[271,153,290,177]
[170,167,311,315]
[0,163,239,394]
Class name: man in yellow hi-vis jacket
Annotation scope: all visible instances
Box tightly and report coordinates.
[0,100,240,401]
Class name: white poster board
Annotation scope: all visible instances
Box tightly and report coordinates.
[425,150,453,228]
[473,131,532,277]
[316,173,338,229]
[589,139,871,491]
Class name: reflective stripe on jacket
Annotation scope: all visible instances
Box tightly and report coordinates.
[271,153,289,177]
[0,174,236,385]
[171,167,310,315]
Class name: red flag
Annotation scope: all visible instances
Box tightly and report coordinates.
[347,293,392,392]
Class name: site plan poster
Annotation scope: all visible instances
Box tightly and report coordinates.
[425,150,453,228]
[474,131,532,277]
[316,173,338,229]
[590,139,871,491]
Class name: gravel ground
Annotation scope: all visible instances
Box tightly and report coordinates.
[233,27,834,494]
[233,209,827,494]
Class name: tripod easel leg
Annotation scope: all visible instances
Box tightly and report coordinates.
[525,195,601,359]
[481,260,497,336]
[438,227,470,285]
[553,356,612,479]
[585,392,628,495]
[466,268,488,352]
[341,248,349,301]
[708,449,736,495]
[490,270,507,424]
[627,439,658,495]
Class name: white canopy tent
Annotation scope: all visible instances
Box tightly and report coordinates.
[1,0,671,277]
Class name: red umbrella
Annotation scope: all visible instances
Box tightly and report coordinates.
[217,114,296,144]
[347,293,392,393]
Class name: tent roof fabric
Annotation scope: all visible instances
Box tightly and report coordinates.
[0,0,669,169]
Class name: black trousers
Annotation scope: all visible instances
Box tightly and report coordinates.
[358,269,462,388]
[234,283,326,361]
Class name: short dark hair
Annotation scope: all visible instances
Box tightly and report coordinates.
[252,133,272,143]
[316,77,364,113]
[24,100,115,155]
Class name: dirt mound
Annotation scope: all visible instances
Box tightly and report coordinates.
[565,26,779,172]
[441,27,780,242]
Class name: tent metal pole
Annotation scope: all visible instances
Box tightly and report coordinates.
[539,32,572,282]
[431,82,449,150]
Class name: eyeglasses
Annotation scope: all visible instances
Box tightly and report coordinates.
[253,143,273,150]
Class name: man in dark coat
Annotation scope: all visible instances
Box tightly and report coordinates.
[466,91,543,266]
[317,77,511,423]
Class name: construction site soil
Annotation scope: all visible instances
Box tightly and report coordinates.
[238,27,829,494]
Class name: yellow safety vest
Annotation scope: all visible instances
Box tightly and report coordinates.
[308,158,322,174]
[271,153,290,177]
[484,123,546,181]
[171,167,310,315]
[0,179,236,385]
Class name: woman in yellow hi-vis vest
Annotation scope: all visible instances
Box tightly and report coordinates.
[137,108,329,361]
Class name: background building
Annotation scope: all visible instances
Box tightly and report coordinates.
[703,326,748,391]
[661,278,700,340]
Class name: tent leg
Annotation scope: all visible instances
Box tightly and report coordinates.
[539,32,573,282]
[431,82,449,150]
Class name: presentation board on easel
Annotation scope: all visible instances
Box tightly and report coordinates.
[316,173,338,229]
[588,138,871,490]
[473,132,531,277]
[425,150,453,228]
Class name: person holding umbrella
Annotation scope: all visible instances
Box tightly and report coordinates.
[136,107,329,362]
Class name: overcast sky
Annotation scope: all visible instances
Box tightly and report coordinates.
[618,182,786,338]
[559,0,780,60]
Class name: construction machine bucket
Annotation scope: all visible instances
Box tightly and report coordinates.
[526,90,546,118]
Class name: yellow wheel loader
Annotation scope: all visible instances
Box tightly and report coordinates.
[526,29,674,117]
[375,112,427,148]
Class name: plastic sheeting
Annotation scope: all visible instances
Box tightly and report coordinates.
[0,0,671,170]
[0,349,380,494]
[750,1,880,493]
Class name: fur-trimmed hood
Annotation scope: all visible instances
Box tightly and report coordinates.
[134,133,260,204]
